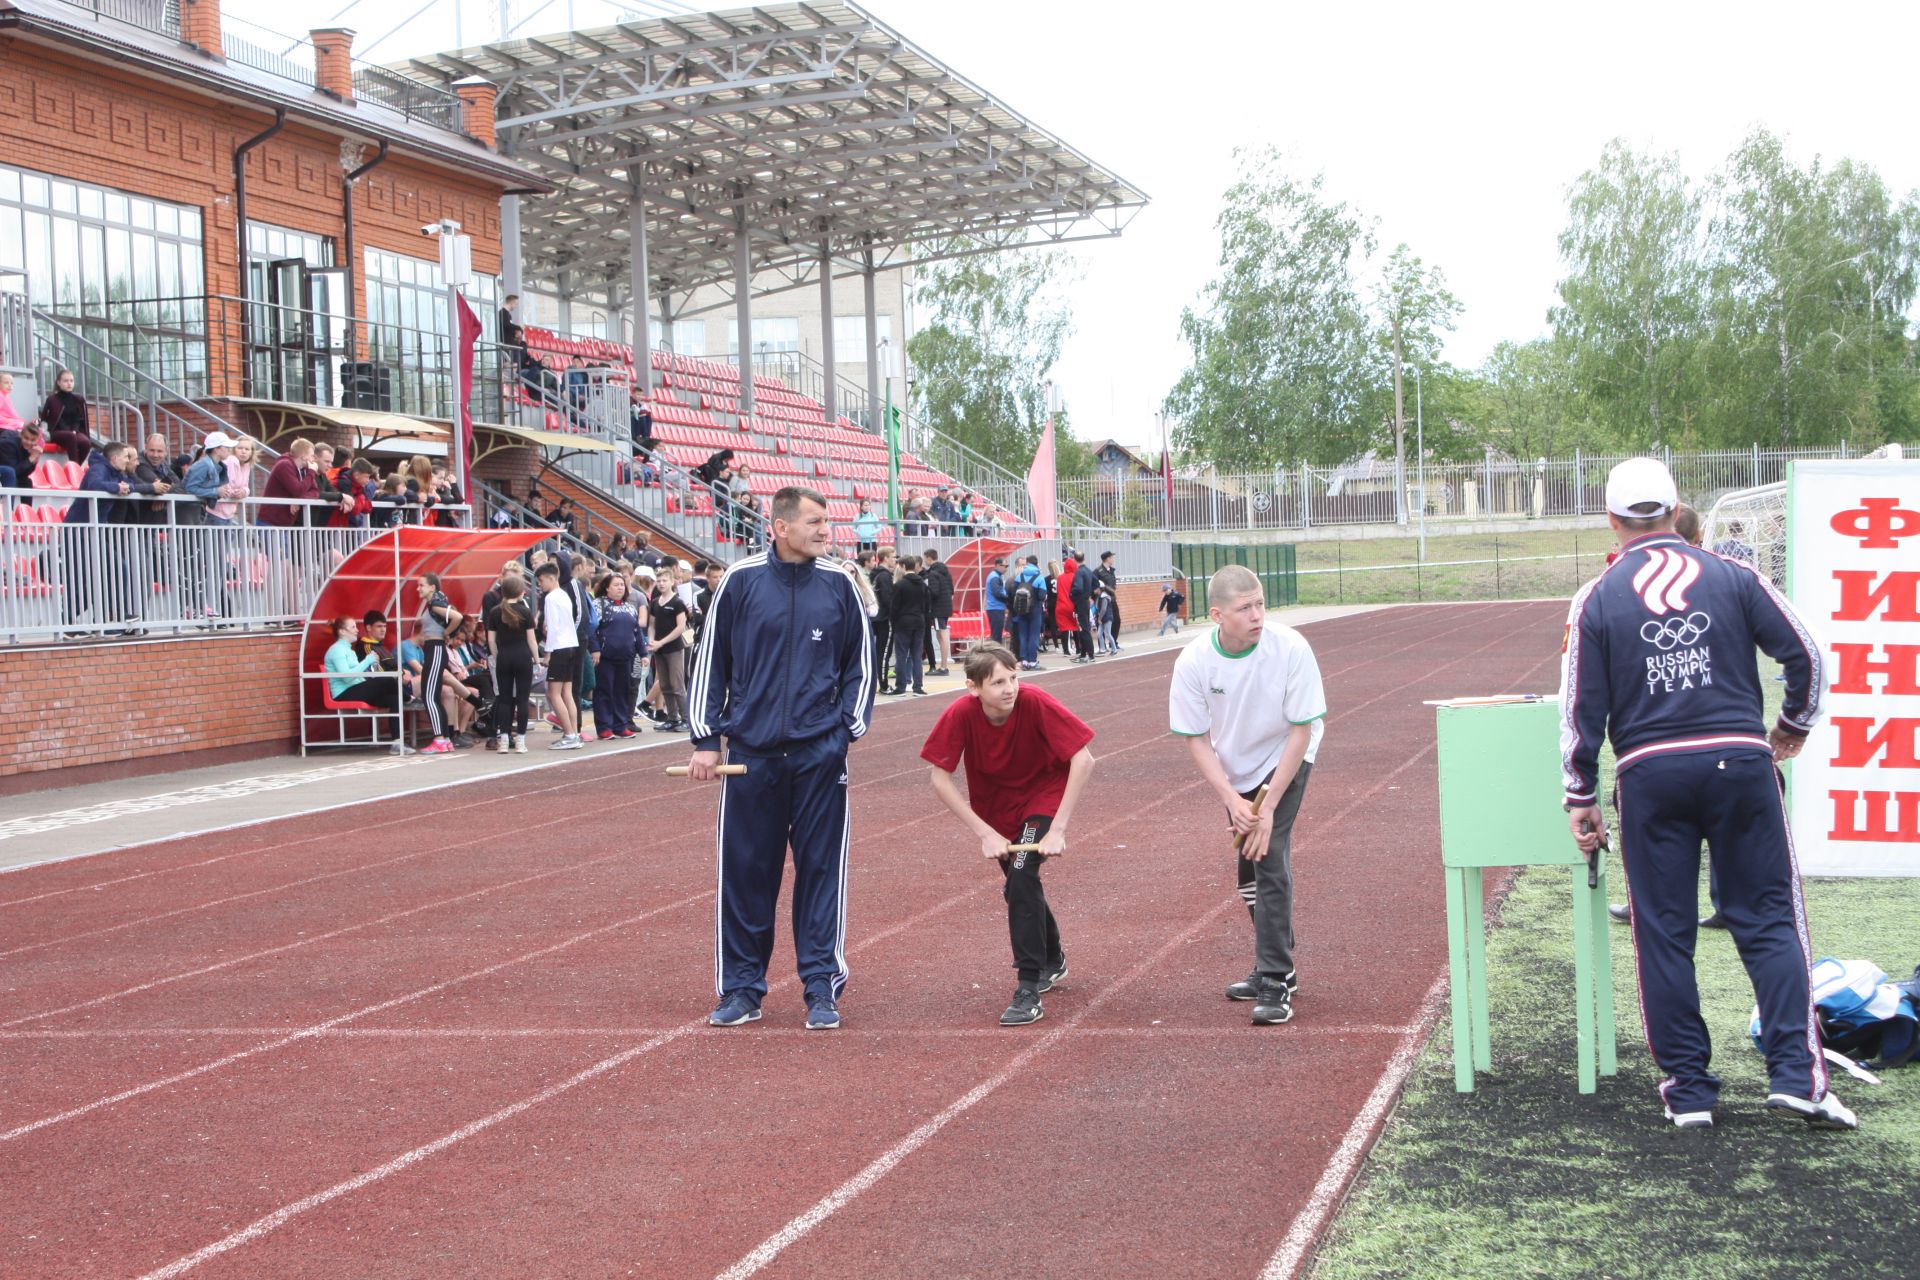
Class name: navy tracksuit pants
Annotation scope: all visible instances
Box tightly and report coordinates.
[591,650,634,734]
[1616,750,1826,1113]
[716,732,851,1001]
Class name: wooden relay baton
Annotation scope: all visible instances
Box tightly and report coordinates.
[1232,782,1272,853]
[664,764,749,777]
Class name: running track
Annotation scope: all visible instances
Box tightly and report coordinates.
[0,602,1567,1280]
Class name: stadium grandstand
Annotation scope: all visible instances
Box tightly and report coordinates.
[0,0,1150,787]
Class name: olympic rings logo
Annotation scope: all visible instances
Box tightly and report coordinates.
[1640,612,1711,650]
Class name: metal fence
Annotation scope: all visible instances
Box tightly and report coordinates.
[1174,542,1298,611]
[1056,445,1906,533]
[0,491,473,644]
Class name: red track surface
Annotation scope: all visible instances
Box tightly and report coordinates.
[1,602,1567,1280]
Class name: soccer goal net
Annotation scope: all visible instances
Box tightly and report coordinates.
[1702,482,1787,586]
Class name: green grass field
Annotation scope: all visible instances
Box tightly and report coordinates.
[1292,527,1613,606]
[1310,664,1920,1278]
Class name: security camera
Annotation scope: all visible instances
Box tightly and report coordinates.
[420,218,464,237]
[420,223,441,237]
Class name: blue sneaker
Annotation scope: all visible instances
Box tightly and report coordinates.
[709,991,762,1027]
[805,991,841,1030]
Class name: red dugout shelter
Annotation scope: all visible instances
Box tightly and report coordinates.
[301,527,550,754]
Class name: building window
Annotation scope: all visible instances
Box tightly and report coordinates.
[246,222,333,270]
[363,248,500,417]
[728,316,800,356]
[832,315,897,375]
[649,318,705,357]
[0,164,206,392]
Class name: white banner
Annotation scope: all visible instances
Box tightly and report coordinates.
[1788,459,1920,875]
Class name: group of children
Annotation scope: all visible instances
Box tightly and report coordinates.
[916,563,1324,1027]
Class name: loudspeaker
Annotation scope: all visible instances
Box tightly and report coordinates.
[340,362,393,411]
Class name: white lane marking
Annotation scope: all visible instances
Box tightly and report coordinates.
[0,758,422,843]
[0,891,710,1143]
[0,1023,1423,1040]
[130,877,1001,1279]
[1256,974,1451,1280]
[133,1024,700,1280]
[712,894,1246,1280]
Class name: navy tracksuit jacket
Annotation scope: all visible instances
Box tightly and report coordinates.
[1559,531,1828,1111]
[689,552,876,1000]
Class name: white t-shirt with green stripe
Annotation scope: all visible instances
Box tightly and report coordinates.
[1169,625,1326,791]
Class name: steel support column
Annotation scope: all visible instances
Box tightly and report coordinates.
[734,210,754,419]
[630,198,652,389]
[817,244,837,423]
[863,252,880,434]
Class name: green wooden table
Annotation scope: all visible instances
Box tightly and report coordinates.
[1434,698,1617,1094]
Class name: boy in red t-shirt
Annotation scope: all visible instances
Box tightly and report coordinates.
[922,641,1096,1026]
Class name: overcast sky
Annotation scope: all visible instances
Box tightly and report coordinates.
[233,0,1920,448]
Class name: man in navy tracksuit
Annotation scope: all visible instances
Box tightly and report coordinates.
[687,485,875,1030]
[1560,457,1853,1130]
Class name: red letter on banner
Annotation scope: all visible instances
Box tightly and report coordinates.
[1833,570,1920,623]
[1830,717,1920,769]
[1829,643,1920,695]
[1829,790,1920,842]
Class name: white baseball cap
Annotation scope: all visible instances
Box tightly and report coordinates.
[203,431,235,450]
[1605,457,1678,517]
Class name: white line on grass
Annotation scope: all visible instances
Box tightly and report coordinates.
[1257,971,1450,1280]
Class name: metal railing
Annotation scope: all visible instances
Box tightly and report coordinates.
[1055,444,1905,533]
[49,0,179,37]
[352,66,461,130]
[0,490,417,644]
[39,293,520,428]
[0,278,33,374]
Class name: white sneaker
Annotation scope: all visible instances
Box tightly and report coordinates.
[550,734,583,751]
[1766,1090,1858,1130]
[389,742,416,756]
[495,734,508,752]
[1663,1104,1713,1128]
[512,735,527,754]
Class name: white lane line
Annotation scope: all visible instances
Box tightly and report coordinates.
[0,890,710,1144]
[713,894,1246,1280]
[1257,971,1450,1280]
[133,1023,701,1280]
[0,1023,1423,1041]
[129,876,1002,1279]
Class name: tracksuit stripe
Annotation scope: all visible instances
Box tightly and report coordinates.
[687,553,768,742]
[1768,764,1830,1100]
[1615,734,1772,768]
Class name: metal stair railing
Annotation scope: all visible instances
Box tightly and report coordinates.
[718,348,1113,532]
[524,367,753,564]
[31,309,281,469]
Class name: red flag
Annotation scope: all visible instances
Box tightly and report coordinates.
[1160,414,1174,512]
[454,292,482,493]
[1026,418,1058,535]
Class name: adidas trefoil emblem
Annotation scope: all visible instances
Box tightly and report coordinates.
[811,628,824,642]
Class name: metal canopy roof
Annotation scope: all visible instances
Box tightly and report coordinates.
[401,2,1147,308]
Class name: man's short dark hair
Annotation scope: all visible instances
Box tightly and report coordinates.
[1674,503,1702,546]
[1100,551,1114,563]
[1616,500,1675,535]
[535,562,559,580]
[923,548,941,562]
[692,558,710,574]
[362,610,387,627]
[1027,555,1039,566]
[771,485,827,523]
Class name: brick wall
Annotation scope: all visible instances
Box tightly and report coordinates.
[0,633,300,794]
[0,38,505,330]
[1115,580,1172,633]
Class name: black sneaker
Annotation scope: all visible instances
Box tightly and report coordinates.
[1227,970,1297,1001]
[1699,911,1728,929]
[1038,954,1068,993]
[1609,903,1631,923]
[1251,979,1293,1025]
[1000,985,1044,1026]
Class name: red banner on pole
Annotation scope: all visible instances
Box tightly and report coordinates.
[454,291,482,505]
[1026,418,1058,536]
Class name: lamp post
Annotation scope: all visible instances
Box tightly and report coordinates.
[1411,363,1425,563]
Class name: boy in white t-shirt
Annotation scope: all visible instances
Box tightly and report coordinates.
[1168,564,1326,1025]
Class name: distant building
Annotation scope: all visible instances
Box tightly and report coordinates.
[1085,439,1160,480]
